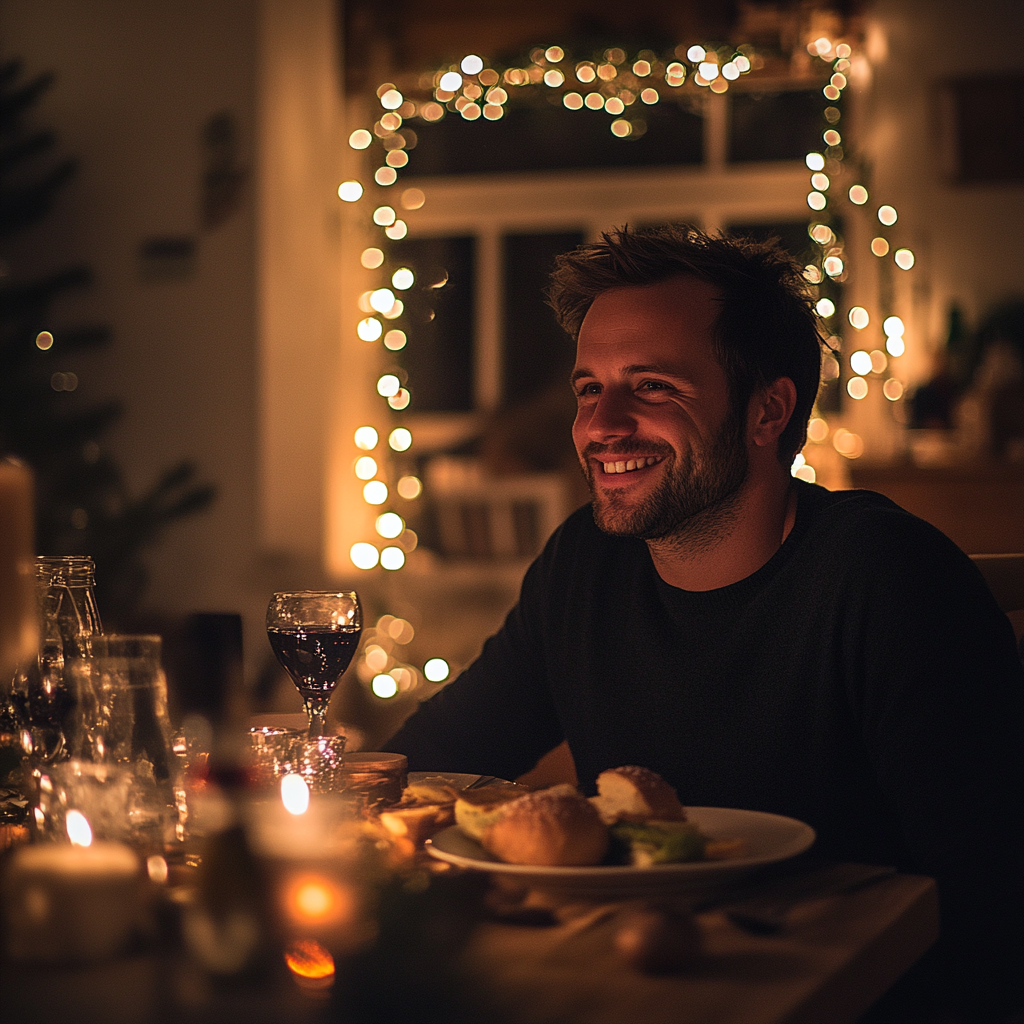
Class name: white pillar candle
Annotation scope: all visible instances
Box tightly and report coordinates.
[2,841,143,962]
[0,460,37,676]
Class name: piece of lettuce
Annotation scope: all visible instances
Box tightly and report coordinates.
[611,821,709,866]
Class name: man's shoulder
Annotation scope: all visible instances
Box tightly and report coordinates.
[795,481,982,588]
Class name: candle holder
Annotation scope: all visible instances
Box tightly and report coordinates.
[293,735,348,796]
[248,725,304,788]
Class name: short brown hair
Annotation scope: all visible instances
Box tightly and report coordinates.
[547,224,823,462]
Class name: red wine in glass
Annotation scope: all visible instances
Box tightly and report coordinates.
[266,592,361,737]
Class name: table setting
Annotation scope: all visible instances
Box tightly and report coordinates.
[0,470,938,1023]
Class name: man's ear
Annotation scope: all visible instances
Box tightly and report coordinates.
[748,377,797,449]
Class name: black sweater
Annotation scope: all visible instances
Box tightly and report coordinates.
[389,481,1023,1010]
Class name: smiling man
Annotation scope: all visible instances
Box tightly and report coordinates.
[387,225,1022,1019]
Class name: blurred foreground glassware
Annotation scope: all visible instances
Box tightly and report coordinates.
[35,760,132,842]
[293,735,348,795]
[266,591,361,737]
[11,556,102,763]
[249,725,304,788]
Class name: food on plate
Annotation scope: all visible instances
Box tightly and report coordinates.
[454,784,529,841]
[610,820,708,867]
[379,803,455,846]
[377,778,460,847]
[401,780,460,806]
[447,767,746,868]
[481,786,609,867]
[589,765,686,824]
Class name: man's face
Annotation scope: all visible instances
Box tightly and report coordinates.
[571,276,748,540]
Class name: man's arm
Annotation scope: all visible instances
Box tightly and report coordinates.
[852,519,1024,1017]
[385,551,565,780]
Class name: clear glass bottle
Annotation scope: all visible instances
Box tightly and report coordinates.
[17,556,103,762]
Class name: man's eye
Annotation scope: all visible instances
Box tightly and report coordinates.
[576,383,600,396]
[639,380,670,391]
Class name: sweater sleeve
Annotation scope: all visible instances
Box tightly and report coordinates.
[384,534,565,780]
[847,512,1024,1015]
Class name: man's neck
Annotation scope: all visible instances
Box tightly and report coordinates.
[646,474,798,591]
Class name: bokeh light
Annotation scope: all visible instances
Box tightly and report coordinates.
[894,248,915,270]
[354,456,377,480]
[424,658,450,682]
[354,426,378,450]
[372,674,398,698]
[847,377,869,400]
[338,181,363,202]
[389,427,412,451]
[883,379,904,401]
[363,481,388,505]
[380,547,406,571]
[357,318,382,341]
[361,247,384,269]
[375,512,404,538]
[397,476,422,499]
[850,350,873,375]
[849,306,870,329]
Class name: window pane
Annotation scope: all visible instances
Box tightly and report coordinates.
[502,232,584,408]
[411,103,703,176]
[729,90,823,162]
[387,236,475,412]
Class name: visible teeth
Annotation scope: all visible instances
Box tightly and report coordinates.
[603,457,660,474]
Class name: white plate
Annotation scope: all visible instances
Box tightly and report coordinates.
[407,772,518,790]
[426,807,816,898]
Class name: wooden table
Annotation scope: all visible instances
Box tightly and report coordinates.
[462,872,939,1024]
[0,869,937,1024]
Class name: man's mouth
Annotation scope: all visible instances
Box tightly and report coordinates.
[600,456,663,475]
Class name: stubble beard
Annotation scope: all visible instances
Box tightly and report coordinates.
[582,409,749,548]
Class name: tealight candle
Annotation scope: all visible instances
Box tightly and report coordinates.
[3,841,143,962]
[0,460,37,677]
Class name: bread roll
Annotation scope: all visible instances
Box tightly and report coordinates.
[482,788,609,866]
[590,766,686,824]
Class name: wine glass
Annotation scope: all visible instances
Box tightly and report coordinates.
[266,592,361,737]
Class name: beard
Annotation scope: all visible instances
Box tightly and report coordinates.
[581,409,749,543]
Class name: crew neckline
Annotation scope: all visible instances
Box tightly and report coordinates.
[650,480,822,614]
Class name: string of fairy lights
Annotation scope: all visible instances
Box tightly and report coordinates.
[338,30,917,698]
[790,35,917,476]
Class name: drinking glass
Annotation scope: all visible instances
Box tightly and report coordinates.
[266,592,361,738]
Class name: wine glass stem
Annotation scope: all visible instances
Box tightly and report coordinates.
[304,696,330,737]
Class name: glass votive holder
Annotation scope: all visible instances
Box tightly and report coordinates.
[35,761,132,843]
[294,735,348,795]
[248,726,304,788]
[335,752,407,814]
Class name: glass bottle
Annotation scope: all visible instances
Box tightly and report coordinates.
[16,556,103,762]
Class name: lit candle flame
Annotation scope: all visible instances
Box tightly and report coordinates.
[281,773,310,816]
[66,809,93,847]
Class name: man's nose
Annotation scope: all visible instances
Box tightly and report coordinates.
[581,390,636,442]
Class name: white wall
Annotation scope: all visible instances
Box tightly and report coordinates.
[0,0,265,652]
[859,0,1024,366]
